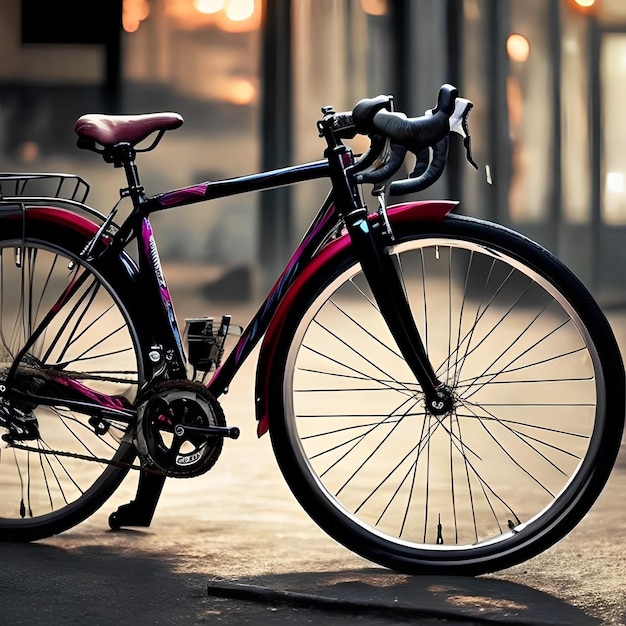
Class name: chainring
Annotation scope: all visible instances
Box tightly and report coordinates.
[134,380,226,478]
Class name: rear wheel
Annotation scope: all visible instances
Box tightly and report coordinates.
[0,216,143,541]
[267,215,624,574]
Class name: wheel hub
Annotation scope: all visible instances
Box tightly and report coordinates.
[426,385,456,416]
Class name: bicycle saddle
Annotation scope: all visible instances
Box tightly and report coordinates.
[74,112,184,149]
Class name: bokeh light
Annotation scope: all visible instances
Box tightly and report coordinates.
[507,33,530,63]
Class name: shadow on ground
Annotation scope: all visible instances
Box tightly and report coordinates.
[0,540,597,625]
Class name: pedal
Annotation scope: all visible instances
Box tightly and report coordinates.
[184,315,241,373]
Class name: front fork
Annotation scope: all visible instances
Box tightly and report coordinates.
[343,196,453,416]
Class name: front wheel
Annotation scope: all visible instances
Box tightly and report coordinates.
[266,214,625,575]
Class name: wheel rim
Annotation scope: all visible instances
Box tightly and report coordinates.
[282,236,605,554]
[0,240,141,528]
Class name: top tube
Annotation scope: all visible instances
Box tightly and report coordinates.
[146,159,330,213]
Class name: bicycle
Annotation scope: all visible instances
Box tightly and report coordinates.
[0,84,623,576]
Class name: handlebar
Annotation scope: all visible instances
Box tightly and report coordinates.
[346,84,477,196]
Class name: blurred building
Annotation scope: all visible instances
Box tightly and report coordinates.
[1,0,626,301]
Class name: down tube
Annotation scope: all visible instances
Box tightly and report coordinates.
[207,196,341,397]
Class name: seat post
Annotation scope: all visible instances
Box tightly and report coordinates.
[107,142,146,208]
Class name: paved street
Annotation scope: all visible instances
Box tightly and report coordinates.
[1,290,626,625]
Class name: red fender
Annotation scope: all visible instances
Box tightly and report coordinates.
[6,206,100,236]
[254,200,458,436]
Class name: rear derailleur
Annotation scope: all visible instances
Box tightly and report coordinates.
[0,405,40,444]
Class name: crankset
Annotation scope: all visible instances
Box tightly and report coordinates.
[134,379,238,478]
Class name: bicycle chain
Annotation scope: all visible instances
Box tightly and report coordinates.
[5,363,138,384]
[7,441,163,474]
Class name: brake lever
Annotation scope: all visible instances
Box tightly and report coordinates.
[448,97,478,170]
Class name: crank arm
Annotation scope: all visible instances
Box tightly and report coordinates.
[173,423,240,439]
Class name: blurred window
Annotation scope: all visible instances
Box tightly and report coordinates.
[601,33,626,225]
[507,0,552,223]
[561,3,591,224]
[460,0,490,219]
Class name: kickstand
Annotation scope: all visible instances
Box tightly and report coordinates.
[108,470,166,530]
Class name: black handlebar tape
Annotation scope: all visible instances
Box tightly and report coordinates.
[371,84,458,154]
[389,137,449,196]
[352,95,394,134]
[412,148,430,179]
[372,108,449,155]
[355,142,407,184]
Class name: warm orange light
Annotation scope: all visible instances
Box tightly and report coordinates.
[360,0,388,16]
[194,0,224,14]
[567,0,596,13]
[226,0,254,21]
[123,0,150,33]
[216,0,261,32]
[507,33,530,63]
[226,78,257,105]
[123,16,140,32]
[168,0,260,31]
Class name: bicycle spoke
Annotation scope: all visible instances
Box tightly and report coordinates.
[301,344,416,397]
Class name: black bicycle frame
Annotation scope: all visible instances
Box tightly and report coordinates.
[5,118,445,422]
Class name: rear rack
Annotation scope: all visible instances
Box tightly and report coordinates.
[0,172,113,229]
[0,173,89,204]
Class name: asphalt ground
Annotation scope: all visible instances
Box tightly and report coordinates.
[1,284,625,625]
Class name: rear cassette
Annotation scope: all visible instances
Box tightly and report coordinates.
[135,380,226,478]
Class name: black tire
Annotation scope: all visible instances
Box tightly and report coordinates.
[0,215,144,541]
[267,214,625,575]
